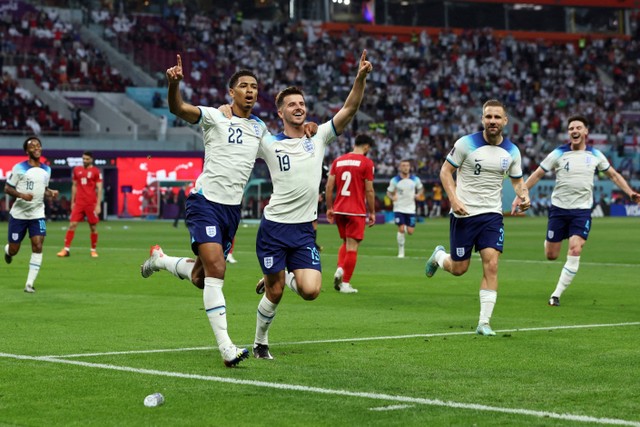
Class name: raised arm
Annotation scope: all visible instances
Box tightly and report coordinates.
[332,50,373,134]
[605,166,640,203]
[167,54,201,124]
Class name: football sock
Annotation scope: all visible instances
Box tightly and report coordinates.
[552,255,580,298]
[435,249,448,269]
[397,232,405,254]
[479,289,497,325]
[26,253,43,287]
[337,243,346,269]
[64,230,75,249]
[4,244,9,257]
[255,295,277,345]
[159,255,195,280]
[285,271,300,295]
[342,250,358,283]
[203,277,232,350]
[90,232,98,251]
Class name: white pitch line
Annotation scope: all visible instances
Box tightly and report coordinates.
[369,404,415,411]
[45,321,640,359]
[0,352,638,427]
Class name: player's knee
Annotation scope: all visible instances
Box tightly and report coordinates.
[450,264,469,276]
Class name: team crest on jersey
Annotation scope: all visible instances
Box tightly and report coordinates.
[87,172,92,178]
[263,256,273,269]
[253,124,260,136]
[585,156,592,165]
[206,226,217,237]
[547,230,554,239]
[456,247,465,257]
[302,138,314,153]
[500,157,510,171]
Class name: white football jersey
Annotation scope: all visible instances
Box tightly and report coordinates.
[387,175,423,214]
[540,144,610,210]
[446,132,523,217]
[258,121,337,223]
[7,160,51,220]
[193,107,268,205]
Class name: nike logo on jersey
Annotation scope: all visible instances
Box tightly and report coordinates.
[275,149,285,153]
[474,159,483,162]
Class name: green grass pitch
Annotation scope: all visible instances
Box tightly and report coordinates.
[1,216,639,426]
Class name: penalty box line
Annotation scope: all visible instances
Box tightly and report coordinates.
[0,351,639,427]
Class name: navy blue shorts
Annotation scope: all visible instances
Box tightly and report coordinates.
[7,215,47,243]
[394,212,416,228]
[546,205,591,242]
[185,193,240,258]
[256,217,321,275]
[449,213,504,261]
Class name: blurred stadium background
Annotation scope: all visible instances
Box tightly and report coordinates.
[1,0,639,222]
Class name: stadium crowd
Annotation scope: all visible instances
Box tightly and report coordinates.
[1,1,639,181]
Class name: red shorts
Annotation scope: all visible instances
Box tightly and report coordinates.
[335,214,366,241]
[70,204,100,224]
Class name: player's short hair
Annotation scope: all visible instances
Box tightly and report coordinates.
[83,151,93,158]
[275,86,305,110]
[400,159,412,165]
[567,115,589,128]
[23,136,41,152]
[354,134,374,147]
[228,69,258,89]
[482,99,507,115]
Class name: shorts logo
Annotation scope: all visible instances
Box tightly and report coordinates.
[456,247,465,257]
[11,233,18,241]
[263,256,273,269]
[206,226,217,237]
[547,230,554,239]
[500,157,510,171]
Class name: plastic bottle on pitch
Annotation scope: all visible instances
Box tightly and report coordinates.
[144,393,164,407]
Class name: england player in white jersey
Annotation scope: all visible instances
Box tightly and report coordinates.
[251,50,372,360]
[425,100,531,336]
[512,115,640,307]
[387,160,424,258]
[4,136,59,293]
[140,55,267,368]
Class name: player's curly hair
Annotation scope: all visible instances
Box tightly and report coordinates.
[228,69,258,89]
[354,134,374,147]
[567,115,589,128]
[23,136,41,152]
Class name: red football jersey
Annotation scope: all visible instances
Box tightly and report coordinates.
[73,165,102,206]
[329,152,375,216]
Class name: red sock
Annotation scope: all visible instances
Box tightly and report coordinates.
[229,239,235,254]
[90,232,98,250]
[343,250,358,283]
[337,243,346,269]
[64,230,75,248]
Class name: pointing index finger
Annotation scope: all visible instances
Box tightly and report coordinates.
[177,54,182,68]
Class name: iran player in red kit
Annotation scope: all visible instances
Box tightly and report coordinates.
[325,134,376,293]
[58,151,103,257]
